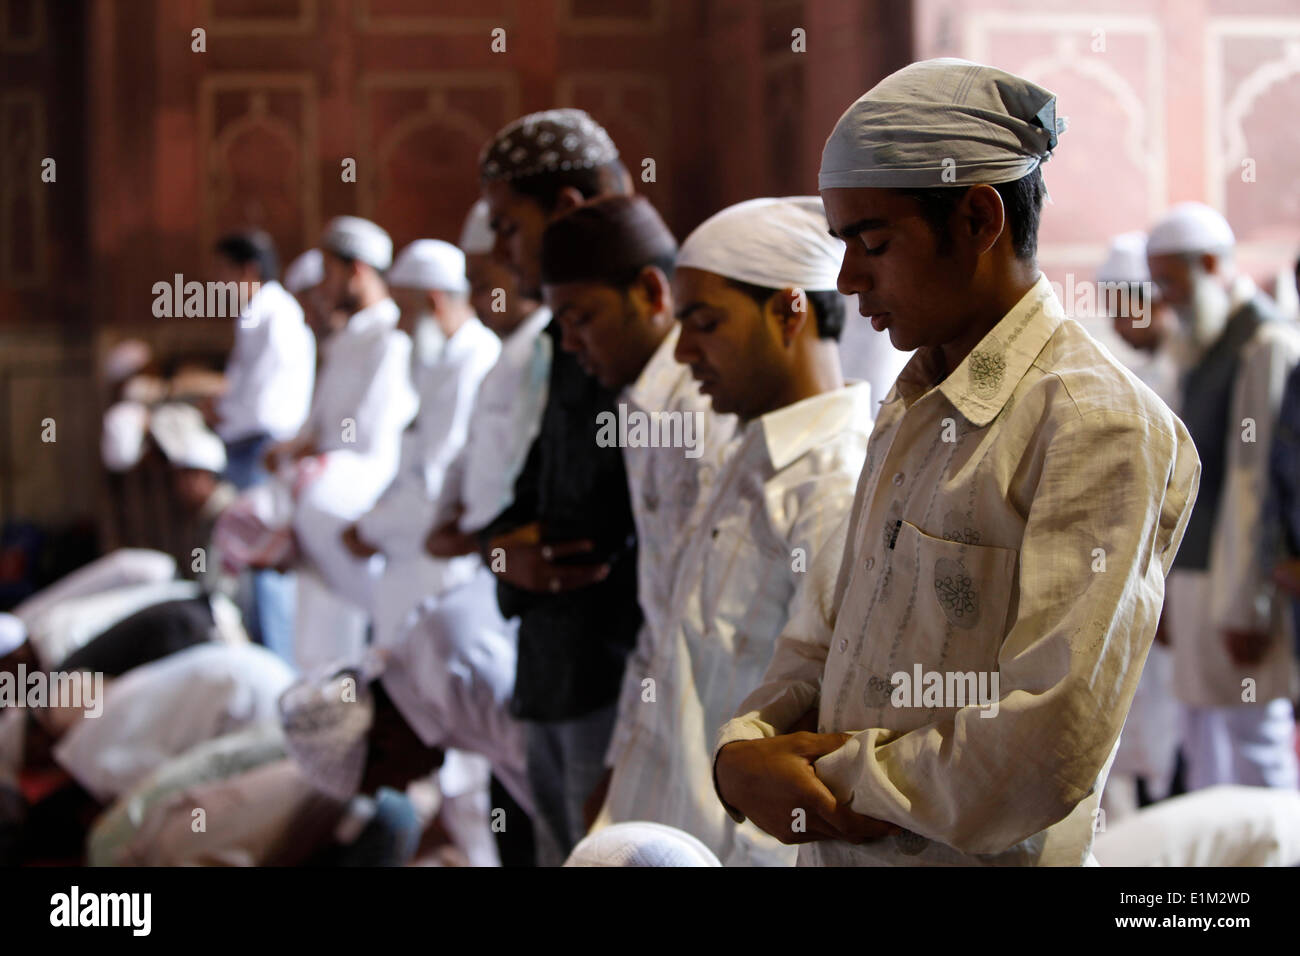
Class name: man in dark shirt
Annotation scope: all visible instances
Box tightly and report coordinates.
[477,109,642,864]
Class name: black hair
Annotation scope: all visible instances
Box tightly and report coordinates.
[508,158,631,215]
[726,278,846,341]
[896,167,1045,261]
[214,230,279,281]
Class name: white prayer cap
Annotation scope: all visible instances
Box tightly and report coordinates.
[283,248,324,293]
[564,822,723,867]
[0,613,26,658]
[820,58,1065,190]
[103,339,152,386]
[321,216,393,271]
[387,239,469,293]
[1097,232,1150,285]
[676,197,843,292]
[279,668,375,800]
[101,401,150,472]
[149,403,227,473]
[459,200,494,255]
[1147,202,1236,256]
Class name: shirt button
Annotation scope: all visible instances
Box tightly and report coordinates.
[839,638,848,653]
[864,557,874,571]
[892,471,905,486]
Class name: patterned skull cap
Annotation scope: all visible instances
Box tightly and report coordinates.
[279,667,376,801]
[479,108,619,183]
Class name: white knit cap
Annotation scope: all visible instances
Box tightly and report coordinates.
[1097,232,1150,285]
[1147,202,1236,256]
[459,200,494,255]
[564,822,723,867]
[101,401,150,472]
[283,248,324,293]
[149,403,227,473]
[321,216,393,271]
[387,239,469,293]
[677,197,844,292]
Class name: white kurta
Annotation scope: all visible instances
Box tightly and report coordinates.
[291,298,418,670]
[54,642,295,803]
[360,316,501,649]
[432,307,552,535]
[378,564,531,814]
[1167,315,1300,709]
[216,280,316,443]
[12,549,176,629]
[604,326,738,767]
[716,277,1201,866]
[603,382,874,867]
[23,580,202,670]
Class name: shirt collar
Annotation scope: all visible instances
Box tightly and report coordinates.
[891,274,1063,426]
[758,380,874,472]
[624,324,682,410]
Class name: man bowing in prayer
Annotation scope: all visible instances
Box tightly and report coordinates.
[713,58,1201,866]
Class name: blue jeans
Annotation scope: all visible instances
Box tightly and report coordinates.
[223,433,274,492]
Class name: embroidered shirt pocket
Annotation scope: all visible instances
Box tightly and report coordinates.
[850,519,1017,732]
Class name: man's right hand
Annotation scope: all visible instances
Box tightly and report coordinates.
[715,733,901,845]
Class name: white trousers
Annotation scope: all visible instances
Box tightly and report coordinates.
[379,565,531,816]
[1183,698,1299,791]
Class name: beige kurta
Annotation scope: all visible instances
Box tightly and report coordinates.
[716,276,1201,866]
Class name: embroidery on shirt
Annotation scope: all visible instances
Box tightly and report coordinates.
[942,509,982,545]
[934,557,979,628]
[967,347,1006,396]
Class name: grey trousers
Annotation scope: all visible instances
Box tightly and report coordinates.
[524,703,618,867]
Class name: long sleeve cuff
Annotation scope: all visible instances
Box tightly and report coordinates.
[711,716,772,824]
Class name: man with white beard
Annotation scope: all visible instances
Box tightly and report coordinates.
[1148,201,1300,792]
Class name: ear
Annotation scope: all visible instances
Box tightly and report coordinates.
[631,265,670,315]
[426,288,445,314]
[959,184,1006,257]
[551,186,586,217]
[773,288,811,348]
[1199,251,1219,275]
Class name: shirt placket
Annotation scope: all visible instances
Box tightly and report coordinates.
[827,393,947,729]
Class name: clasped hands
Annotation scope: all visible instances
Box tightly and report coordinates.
[483,521,610,594]
[714,713,900,846]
